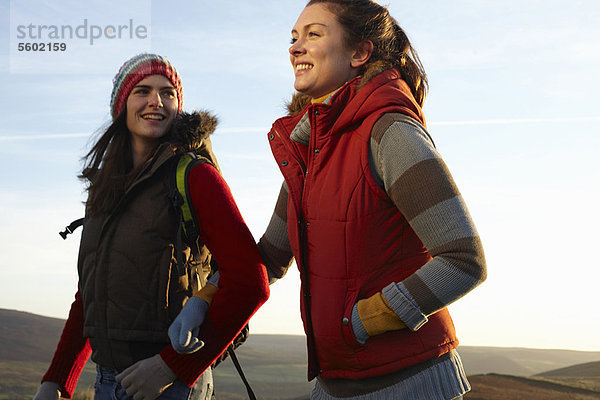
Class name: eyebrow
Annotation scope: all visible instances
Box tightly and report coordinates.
[291,22,327,34]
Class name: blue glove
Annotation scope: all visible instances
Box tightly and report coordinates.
[207,271,220,288]
[168,297,208,354]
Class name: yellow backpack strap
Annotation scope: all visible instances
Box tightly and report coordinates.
[176,153,200,244]
[172,152,214,280]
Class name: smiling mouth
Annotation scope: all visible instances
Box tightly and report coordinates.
[142,114,165,121]
[295,63,313,72]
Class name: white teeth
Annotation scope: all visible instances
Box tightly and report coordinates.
[296,64,313,71]
[142,114,164,120]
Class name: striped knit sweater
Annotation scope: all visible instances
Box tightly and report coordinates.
[258,109,486,399]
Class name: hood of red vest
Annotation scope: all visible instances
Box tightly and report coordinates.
[285,68,426,132]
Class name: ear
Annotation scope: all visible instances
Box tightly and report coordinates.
[351,40,373,69]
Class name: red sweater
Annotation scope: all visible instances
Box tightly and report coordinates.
[42,162,269,397]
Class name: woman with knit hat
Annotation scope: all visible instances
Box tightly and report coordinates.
[172,1,487,399]
[32,54,269,400]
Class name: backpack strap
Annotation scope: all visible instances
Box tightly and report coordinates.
[175,153,202,246]
[59,218,84,239]
[170,152,206,278]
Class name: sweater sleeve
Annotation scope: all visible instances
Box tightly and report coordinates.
[357,114,487,334]
[160,162,270,386]
[258,181,294,283]
[41,289,91,399]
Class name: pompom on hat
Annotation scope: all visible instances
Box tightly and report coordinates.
[110,53,183,120]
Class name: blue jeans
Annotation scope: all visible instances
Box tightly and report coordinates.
[94,365,213,400]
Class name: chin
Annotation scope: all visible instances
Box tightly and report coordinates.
[294,80,312,95]
[295,87,315,99]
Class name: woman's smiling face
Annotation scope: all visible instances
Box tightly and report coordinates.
[289,4,361,99]
[125,74,178,149]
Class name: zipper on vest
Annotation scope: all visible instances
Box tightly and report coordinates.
[298,211,320,376]
[273,124,320,374]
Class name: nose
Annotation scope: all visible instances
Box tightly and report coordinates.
[289,38,305,57]
[147,90,163,108]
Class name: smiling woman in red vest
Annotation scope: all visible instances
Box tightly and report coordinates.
[170,1,487,399]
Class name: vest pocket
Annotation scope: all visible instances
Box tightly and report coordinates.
[341,287,364,351]
[311,278,362,371]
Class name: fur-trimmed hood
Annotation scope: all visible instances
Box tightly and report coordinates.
[168,110,218,153]
[165,109,221,173]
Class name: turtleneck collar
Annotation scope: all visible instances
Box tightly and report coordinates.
[311,89,338,104]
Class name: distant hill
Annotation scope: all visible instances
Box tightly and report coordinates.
[537,361,600,377]
[0,308,65,362]
[1,308,599,399]
[458,345,600,376]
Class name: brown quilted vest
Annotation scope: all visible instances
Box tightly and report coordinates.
[78,143,211,369]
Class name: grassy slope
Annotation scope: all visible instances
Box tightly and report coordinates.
[0,361,96,400]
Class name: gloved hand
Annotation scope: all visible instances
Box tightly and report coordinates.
[168,296,208,354]
[207,271,220,288]
[32,382,61,400]
[115,354,176,400]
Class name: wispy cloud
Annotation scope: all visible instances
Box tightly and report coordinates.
[0,133,89,141]
[217,127,269,134]
[429,117,600,126]
[0,128,267,142]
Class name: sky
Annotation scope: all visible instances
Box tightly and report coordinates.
[0,0,599,352]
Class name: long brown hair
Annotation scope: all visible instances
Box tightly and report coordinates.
[80,109,150,216]
[307,0,428,106]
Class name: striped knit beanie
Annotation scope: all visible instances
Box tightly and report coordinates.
[110,53,183,120]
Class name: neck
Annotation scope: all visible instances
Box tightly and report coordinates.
[131,140,157,169]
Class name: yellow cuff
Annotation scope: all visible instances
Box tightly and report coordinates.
[357,292,406,337]
[193,283,218,305]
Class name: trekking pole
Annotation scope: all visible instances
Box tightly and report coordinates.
[227,347,257,400]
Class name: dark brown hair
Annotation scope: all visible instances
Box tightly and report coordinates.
[307,0,428,106]
[80,109,159,216]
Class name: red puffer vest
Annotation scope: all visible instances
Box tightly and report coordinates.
[268,69,458,380]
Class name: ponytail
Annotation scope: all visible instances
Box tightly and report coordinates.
[391,23,428,106]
